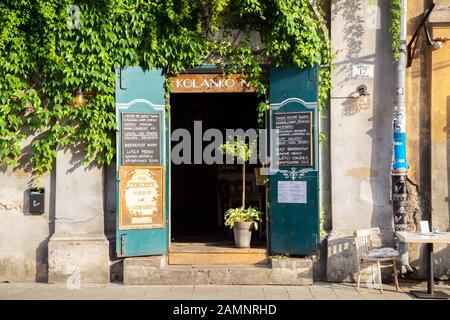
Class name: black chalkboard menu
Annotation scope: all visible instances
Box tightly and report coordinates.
[274,112,313,167]
[121,112,160,165]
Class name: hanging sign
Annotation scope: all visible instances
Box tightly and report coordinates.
[171,74,257,93]
[122,112,161,165]
[274,112,313,167]
[119,166,165,230]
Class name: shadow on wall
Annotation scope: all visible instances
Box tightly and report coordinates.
[332,0,366,88]
[434,244,450,280]
[333,0,364,60]
[327,236,358,282]
[65,144,101,174]
[408,1,435,81]
[340,93,372,116]
[105,159,122,281]
[0,127,35,175]
[447,96,450,233]
[417,0,433,224]
[409,243,450,281]
[0,130,99,175]
[368,0,395,233]
[34,162,56,282]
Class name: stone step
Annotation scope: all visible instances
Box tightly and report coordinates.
[169,242,268,265]
[123,256,313,285]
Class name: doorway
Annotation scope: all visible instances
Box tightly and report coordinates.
[170,93,267,245]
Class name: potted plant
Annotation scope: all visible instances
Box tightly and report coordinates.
[224,206,262,248]
[220,138,262,248]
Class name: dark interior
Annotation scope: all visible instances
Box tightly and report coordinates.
[170,93,266,243]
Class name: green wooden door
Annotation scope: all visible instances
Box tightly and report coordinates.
[268,67,319,255]
[115,67,169,257]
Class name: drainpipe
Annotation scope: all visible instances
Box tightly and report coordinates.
[392,0,413,274]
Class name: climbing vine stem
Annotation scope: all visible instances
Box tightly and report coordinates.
[0,0,332,176]
[391,0,402,61]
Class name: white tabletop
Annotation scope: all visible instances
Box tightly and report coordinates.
[397,231,450,244]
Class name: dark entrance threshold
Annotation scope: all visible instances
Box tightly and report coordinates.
[170,93,267,245]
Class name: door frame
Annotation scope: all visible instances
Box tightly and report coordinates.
[167,69,270,248]
[115,66,319,258]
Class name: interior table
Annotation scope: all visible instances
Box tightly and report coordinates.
[396,231,450,299]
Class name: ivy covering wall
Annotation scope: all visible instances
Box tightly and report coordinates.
[0,0,331,177]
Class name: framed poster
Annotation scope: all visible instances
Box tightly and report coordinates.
[119,166,165,230]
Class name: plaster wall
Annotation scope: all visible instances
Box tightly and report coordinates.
[328,0,395,282]
[429,0,450,279]
[0,136,53,282]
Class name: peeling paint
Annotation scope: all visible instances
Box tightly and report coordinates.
[345,167,379,180]
[0,199,22,211]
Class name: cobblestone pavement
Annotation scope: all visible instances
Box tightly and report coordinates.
[0,281,448,300]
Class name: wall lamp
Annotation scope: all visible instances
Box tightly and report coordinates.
[432,37,449,50]
[73,88,86,106]
[357,84,371,109]
[73,87,97,106]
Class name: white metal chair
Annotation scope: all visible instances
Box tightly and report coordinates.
[354,228,400,294]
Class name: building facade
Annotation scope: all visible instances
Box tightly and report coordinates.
[327,0,450,282]
[0,0,449,284]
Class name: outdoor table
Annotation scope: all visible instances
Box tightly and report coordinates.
[397,231,450,299]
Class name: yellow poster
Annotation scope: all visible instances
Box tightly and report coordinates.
[119,166,165,230]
